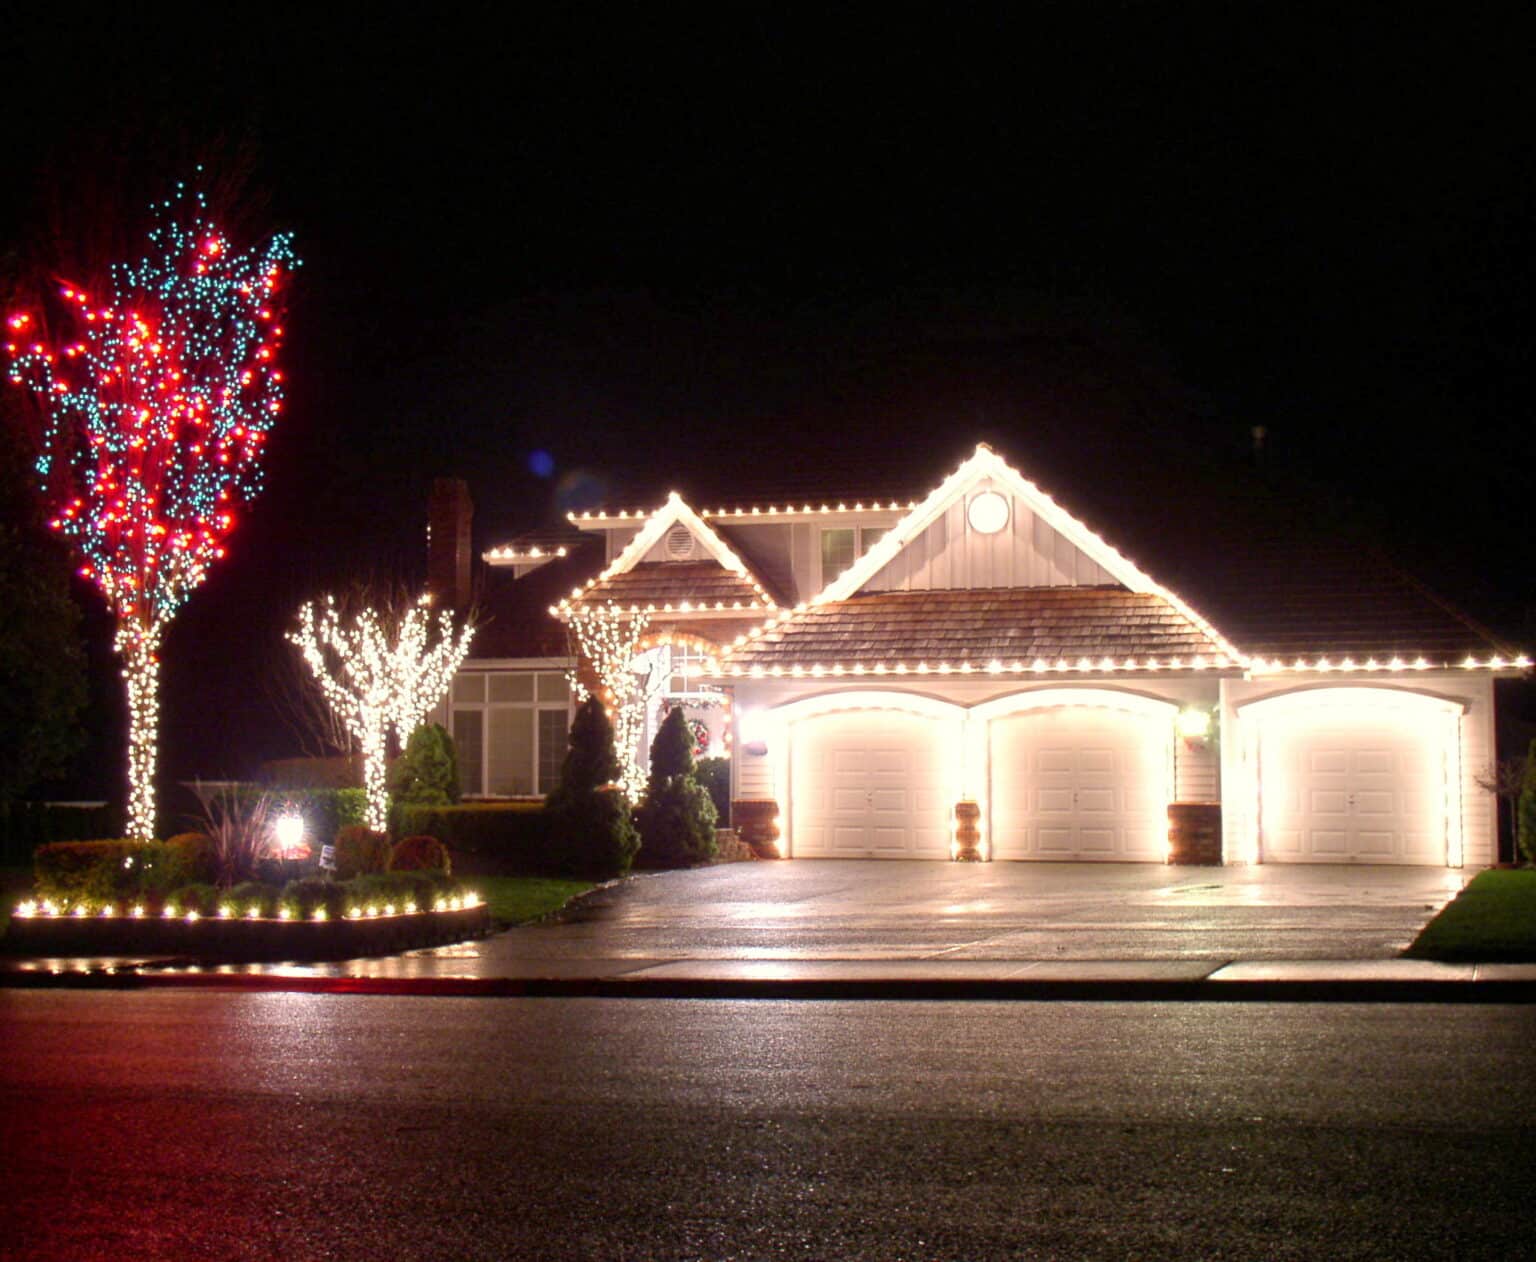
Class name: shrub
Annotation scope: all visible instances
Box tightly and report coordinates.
[225,881,279,918]
[163,832,220,885]
[1519,739,1536,867]
[388,834,451,875]
[634,708,718,869]
[278,877,347,920]
[389,723,460,806]
[33,839,136,905]
[695,756,731,826]
[166,883,219,917]
[333,824,390,879]
[346,870,439,913]
[544,696,638,879]
[394,802,549,875]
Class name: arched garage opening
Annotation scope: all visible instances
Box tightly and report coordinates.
[974,688,1177,862]
[1237,686,1467,866]
[775,692,964,859]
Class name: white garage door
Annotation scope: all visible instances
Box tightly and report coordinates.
[989,708,1168,861]
[1259,711,1445,864]
[789,710,951,858]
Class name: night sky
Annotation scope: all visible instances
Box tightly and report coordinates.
[3,8,1532,790]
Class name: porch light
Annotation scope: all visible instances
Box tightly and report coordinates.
[1177,708,1212,740]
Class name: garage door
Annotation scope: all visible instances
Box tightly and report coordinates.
[1259,711,1444,864]
[989,708,1168,861]
[789,710,951,857]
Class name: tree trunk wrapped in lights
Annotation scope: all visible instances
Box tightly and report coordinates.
[565,604,660,802]
[288,593,476,832]
[4,180,298,842]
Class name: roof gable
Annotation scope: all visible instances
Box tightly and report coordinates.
[815,444,1244,662]
[555,492,780,617]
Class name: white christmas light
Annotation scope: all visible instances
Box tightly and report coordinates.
[289,592,476,830]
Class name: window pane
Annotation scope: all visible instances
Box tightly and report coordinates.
[487,709,535,795]
[452,673,485,704]
[537,709,569,793]
[452,711,483,795]
[536,673,570,703]
[488,673,534,703]
[820,528,856,579]
[861,527,887,552]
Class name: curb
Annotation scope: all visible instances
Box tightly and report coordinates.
[3,970,1534,1003]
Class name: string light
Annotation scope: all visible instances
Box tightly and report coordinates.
[564,604,655,799]
[4,179,299,842]
[288,593,476,830]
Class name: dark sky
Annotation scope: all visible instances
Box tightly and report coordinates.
[3,7,1532,786]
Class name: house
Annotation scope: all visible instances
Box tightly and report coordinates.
[431,443,1528,867]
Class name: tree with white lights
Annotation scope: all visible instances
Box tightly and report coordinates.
[565,604,665,801]
[5,179,298,842]
[288,592,476,831]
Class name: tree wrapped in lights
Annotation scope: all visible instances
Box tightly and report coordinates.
[5,181,298,842]
[565,604,662,801]
[288,593,476,831]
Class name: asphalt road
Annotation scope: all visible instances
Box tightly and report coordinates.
[3,993,1533,1260]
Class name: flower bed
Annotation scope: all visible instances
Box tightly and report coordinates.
[5,892,490,962]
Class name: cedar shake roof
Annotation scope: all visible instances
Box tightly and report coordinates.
[571,560,779,613]
[721,587,1232,671]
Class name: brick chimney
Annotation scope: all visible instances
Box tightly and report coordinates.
[427,478,473,611]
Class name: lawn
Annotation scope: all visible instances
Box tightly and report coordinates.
[469,876,596,929]
[1406,869,1536,962]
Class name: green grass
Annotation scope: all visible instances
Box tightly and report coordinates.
[1406,869,1536,961]
[467,876,595,928]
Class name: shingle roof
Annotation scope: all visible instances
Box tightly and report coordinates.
[571,560,779,613]
[720,587,1232,672]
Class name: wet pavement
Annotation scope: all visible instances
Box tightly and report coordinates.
[10,861,1531,997]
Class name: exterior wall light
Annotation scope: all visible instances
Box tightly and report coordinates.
[1177,707,1213,741]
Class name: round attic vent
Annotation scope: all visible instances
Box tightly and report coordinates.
[664,524,696,560]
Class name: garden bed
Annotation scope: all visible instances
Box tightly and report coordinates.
[5,896,491,962]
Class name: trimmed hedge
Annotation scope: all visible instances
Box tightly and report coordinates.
[258,787,367,847]
[395,803,552,875]
[34,837,217,904]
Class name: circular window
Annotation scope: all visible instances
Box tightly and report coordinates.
[967,490,1009,535]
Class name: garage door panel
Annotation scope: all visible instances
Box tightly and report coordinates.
[990,707,1168,862]
[1260,710,1445,864]
[791,709,951,858]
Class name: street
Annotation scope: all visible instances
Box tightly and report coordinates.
[3,993,1533,1260]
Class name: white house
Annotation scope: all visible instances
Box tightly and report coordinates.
[439,443,1528,868]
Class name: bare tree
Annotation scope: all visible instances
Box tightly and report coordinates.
[1475,754,1529,862]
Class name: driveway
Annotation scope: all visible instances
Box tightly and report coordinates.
[485,860,1469,964]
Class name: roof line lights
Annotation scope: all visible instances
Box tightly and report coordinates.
[483,544,569,563]
[552,492,779,620]
[806,444,1246,667]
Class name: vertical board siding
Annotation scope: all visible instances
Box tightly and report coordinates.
[867,485,1114,593]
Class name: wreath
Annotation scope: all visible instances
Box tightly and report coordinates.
[687,717,710,757]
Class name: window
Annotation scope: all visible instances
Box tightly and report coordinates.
[819,528,857,584]
[820,526,888,584]
[666,642,714,694]
[451,670,572,797]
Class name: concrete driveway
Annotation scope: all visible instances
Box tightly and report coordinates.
[489,860,1470,964]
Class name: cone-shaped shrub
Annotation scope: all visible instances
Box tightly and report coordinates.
[544,696,638,879]
[635,707,718,869]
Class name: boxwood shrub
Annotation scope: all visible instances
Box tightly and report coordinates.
[395,803,551,875]
[34,836,215,905]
